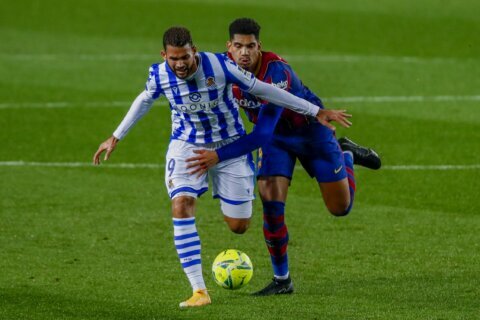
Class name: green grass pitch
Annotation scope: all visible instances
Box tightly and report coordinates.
[1,0,479,319]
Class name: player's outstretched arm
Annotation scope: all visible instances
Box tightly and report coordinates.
[93,136,119,165]
[186,104,281,176]
[249,80,352,130]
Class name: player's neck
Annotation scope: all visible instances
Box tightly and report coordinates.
[185,55,200,80]
[251,51,262,75]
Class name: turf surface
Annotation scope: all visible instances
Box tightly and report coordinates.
[1,0,479,319]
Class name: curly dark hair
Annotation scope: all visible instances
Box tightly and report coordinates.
[229,18,261,40]
[163,26,193,49]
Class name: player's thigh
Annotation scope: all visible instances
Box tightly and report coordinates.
[257,143,296,181]
[210,153,255,204]
[257,142,295,202]
[165,139,209,199]
[300,150,351,214]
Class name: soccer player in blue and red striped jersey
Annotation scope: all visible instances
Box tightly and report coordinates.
[186,18,381,296]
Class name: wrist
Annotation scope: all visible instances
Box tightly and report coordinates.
[216,149,224,163]
[316,109,325,117]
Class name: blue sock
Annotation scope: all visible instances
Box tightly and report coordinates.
[262,201,289,279]
[343,151,356,214]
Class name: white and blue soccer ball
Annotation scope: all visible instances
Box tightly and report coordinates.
[212,249,253,290]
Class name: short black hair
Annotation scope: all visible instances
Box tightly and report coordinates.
[163,26,193,50]
[229,18,261,40]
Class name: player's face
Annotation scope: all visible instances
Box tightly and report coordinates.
[227,34,261,72]
[162,44,198,79]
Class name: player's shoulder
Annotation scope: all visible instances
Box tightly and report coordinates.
[200,51,229,63]
[259,51,291,77]
[261,51,287,64]
[148,62,165,74]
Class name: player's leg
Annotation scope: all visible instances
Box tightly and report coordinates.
[221,200,252,234]
[338,136,381,170]
[301,143,356,216]
[165,140,211,307]
[210,153,255,234]
[253,144,296,296]
[318,150,356,216]
[319,136,380,215]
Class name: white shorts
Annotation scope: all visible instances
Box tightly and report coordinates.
[165,138,255,204]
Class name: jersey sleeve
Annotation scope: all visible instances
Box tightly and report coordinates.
[144,64,164,100]
[216,104,283,162]
[248,79,319,117]
[302,84,324,108]
[219,54,257,91]
[112,65,161,139]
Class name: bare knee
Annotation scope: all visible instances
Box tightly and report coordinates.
[319,180,352,217]
[224,218,250,234]
[326,200,351,217]
[171,196,196,218]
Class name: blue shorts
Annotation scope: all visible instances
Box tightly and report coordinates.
[256,122,347,183]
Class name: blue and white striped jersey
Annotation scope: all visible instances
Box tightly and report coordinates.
[112,52,320,143]
[146,52,257,144]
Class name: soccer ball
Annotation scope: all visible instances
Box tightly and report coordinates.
[212,249,253,290]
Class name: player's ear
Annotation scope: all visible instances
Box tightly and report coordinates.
[258,41,262,51]
[192,45,197,54]
[226,40,232,50]
[161,50,167,60]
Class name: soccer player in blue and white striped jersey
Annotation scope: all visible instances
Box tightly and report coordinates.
[93,26,351,307]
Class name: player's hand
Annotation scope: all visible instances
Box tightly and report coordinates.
[93,136,119,165]
[316,109,352,131]
[186,149,219,177]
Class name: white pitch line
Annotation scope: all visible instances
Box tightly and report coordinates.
[0,161,162,169]
[1,161,479,171]
[1,95,479,109]
[0,53,473,65]
[325,95,480,103]
[382,164,480,170]
[0,101,168,109]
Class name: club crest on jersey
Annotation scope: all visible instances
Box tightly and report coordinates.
[172,86,179,95]
[168,179,174,189]
[205,76,216,88]
[189,92,201,102]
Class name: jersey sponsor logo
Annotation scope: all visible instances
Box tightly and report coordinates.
[234,97,262,109]
[272,79,288,90]
[205,76,216,89]
[189,92,202,102]
[334,165,343,174]
[173,99,219,113]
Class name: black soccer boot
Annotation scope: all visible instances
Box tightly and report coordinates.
[338,137,381,170]
[252,276,294,296]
